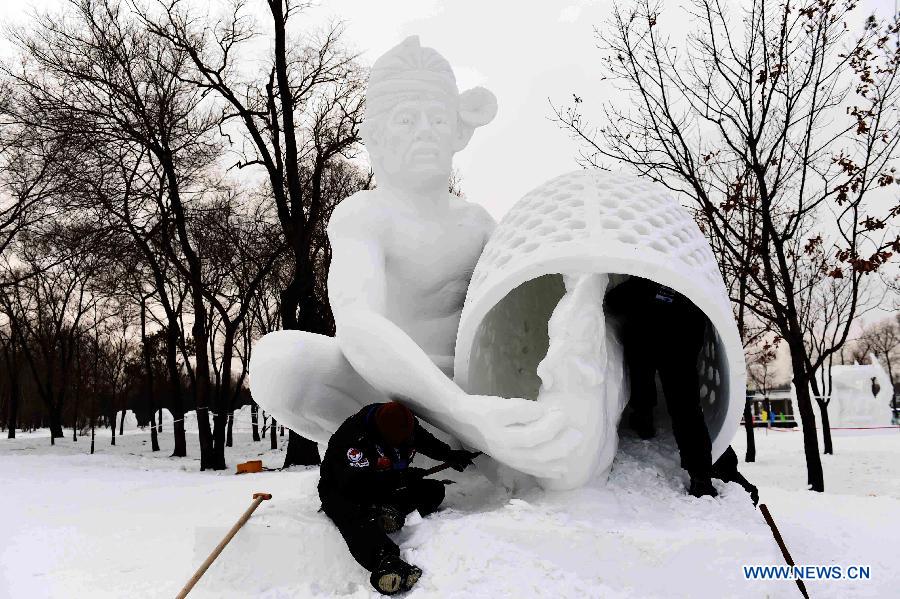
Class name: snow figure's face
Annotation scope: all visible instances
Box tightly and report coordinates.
[454,170,746,490]
[372,93,458,191]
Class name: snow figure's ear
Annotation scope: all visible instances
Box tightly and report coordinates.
[454,86,498,151]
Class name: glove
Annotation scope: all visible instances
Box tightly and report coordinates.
[400,467,427,486]
[446,449,477,472]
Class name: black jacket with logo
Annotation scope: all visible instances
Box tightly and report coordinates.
[318,403,454,503]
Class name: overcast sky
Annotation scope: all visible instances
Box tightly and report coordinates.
[1,0,895,217]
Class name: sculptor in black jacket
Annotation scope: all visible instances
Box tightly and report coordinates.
[319,400,475,595]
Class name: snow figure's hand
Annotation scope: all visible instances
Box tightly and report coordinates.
[456,395,583,479]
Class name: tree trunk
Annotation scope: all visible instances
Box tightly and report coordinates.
[110,407,116,446]
[788,345,824,492]
[6,387,17,439]
[5,353,19,439]
[270,417,277,450]
[141,297,160,453]
[212,331,237,465]
[160,153,214,470]
[251,402,260,442]
[283,430,321,468]
[165,324,186,458]
[149,407,159,452]
[816,398,833,455]
[90,401,95,455]
[226,410,234,447]
[158,408,162,433]
[72,366,80,442]
[119,407,125,436]
[49,405,63,442]
[743,397,756,463]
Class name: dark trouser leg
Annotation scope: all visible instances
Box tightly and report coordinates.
[623,325,658,437]
[321,493,398,572]
[658,353,712,476]
[387,478,446,517]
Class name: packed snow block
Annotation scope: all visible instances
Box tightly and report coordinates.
[455,170,745,489]
[193,523,351,593]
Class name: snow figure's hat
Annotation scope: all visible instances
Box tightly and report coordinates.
[454,170,745,490]
[362,36,498,149]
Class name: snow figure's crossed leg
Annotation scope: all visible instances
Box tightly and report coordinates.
[248,331,384,442]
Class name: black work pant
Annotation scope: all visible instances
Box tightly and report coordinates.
[624,309,713,476]
[320,478,445,571]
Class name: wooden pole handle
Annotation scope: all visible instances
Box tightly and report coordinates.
[175,493,272,599]
[759,503,810,599]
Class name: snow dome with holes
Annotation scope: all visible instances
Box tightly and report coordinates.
[454,169,745,490]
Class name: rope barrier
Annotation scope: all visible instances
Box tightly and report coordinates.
[758,425,899,432]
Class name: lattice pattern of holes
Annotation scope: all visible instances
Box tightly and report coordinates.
[696,331,722,410]
[466,170,724,303]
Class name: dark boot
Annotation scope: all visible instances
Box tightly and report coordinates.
[370,553,422,595]
[688,474,718,498]
[711,447,759,506]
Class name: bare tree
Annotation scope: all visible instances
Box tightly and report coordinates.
[0,223,107,442]
[0,318,23,438]
[143,0,368,465]
[802,257,882,453]
[3,0,226,467]
[554,0,900,491]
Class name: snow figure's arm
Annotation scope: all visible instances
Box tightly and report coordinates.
[328,200,575,478]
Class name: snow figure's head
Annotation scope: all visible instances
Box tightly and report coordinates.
[454,170,746,490]
[361,36,497,192]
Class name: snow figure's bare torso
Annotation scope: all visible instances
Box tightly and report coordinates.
[378,194,492,376]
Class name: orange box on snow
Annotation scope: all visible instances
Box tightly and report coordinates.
[236,460,263,474]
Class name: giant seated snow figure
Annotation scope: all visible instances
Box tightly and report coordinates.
[248,36,745,491]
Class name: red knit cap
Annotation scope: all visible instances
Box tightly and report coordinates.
[374,401,415,447]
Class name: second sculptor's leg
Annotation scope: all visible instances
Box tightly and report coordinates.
[321,494,399,572]
[624,323,658,439]
[657,321,713,478]
[249,330,385,443]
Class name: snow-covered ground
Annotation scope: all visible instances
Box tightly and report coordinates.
[1,418,897,598]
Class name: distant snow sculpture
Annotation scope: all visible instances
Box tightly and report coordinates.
[249,36,746,490]
[797,355,893,427]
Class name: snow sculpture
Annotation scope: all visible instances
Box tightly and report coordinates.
[794,355,893,427]
[249,37,746,490]
[454,170,746,488]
